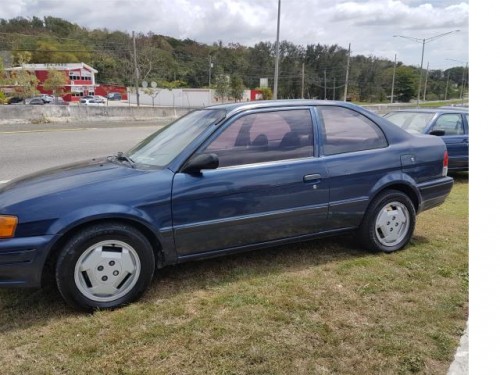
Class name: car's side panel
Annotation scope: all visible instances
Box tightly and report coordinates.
[322,148,400,229]
[171,158,329,256]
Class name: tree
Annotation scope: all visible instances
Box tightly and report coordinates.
[394,66,417,103]
[230,74,244,102]
[9,52,39,100]
[43,69,67,102]
[214,72,230,103]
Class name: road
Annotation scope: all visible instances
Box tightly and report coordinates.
[0,120,165,182]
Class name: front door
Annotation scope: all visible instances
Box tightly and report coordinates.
[171,108,329,257]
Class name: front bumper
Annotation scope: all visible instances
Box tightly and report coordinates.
[0,235,56,287]
[417,176,454,213]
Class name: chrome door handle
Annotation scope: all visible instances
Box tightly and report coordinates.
[303,174,322,182]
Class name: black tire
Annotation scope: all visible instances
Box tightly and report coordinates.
[55,222,155,311]
[358,190,416,253]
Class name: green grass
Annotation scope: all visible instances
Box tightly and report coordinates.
[0,174,468,374]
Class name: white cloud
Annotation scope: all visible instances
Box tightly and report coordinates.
[0,0,468,68]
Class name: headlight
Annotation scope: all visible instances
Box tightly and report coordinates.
[0,216,18,238]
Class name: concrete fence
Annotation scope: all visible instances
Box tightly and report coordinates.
[0,105,193,125]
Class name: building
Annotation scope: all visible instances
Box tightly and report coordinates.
[5,62,127,102]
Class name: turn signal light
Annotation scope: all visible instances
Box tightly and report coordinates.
[0,216,18,238]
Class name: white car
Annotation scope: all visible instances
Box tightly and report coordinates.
[79,98,103,106]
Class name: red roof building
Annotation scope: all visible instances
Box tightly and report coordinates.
[5,63,127,101]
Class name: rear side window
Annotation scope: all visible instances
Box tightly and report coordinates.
[203,109,314,167]
[318,107,387,155]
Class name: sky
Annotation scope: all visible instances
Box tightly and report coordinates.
[0,0,470,70]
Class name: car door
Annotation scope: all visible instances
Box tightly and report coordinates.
[171,107,329,257]
[315,106,391,230]
[431,113,468,170]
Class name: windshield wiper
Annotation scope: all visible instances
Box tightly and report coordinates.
[113,152,136,168]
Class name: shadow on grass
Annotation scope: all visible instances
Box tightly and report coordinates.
[0,233,375,330]
[449,171,469,184]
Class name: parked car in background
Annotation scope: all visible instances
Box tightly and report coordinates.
[93,95,106,103]
[38,94,54,103]
[0,100,453,311]
[7,97,24,104]
[107,92,122,101]
[384,107,469,171]
[27,98,45,105]
[79,98,104,106]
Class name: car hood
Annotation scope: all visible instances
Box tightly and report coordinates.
[0,158,160,208]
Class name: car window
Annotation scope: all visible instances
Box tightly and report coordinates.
[318,107,387,155]
[433,114,464,135]
[384,112,435,134]
[202,109,314,167]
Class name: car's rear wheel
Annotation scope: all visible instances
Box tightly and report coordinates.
[358,190,416,253]
[56,222,155,311]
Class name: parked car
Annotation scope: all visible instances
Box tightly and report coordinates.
[79,98,103,106]
[38,94,54,103]
[7,97,24,104]
[93,95,107,103]
[27,98,45,105]
[107,92,122,101]
[384,108,469,171]
[0,100,453,311]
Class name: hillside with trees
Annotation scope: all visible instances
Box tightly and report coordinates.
[0,16,467,102]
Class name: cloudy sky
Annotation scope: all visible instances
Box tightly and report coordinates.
[0,0,469,70]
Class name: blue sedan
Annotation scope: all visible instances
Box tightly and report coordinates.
[384,107,469,171]
[0,100,453,310]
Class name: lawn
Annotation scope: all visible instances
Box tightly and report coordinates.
[0,174,468,374]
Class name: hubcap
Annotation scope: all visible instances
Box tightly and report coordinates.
[74,240,141,302]
[375,201,410,247]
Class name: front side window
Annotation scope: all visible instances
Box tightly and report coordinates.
[202,109,314,167]
[319,107,387,155]
[127,109,226,167]
[433,114,465,135]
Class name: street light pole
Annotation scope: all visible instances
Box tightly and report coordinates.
[272,0,281,100]
[391,54,397,103]
[393,30,459,107]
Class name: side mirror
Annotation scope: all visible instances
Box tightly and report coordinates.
[429,130,445,136]
[181,153,219,174]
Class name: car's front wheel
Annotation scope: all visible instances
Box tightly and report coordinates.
[358,190,416,253]
[56,222,155,311]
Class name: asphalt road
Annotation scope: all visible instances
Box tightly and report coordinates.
[0,120,165,182]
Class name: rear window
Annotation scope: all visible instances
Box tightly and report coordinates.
[384,112,435,134]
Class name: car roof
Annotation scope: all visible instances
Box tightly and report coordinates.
[205,99,373,118]
[385,107,468,114]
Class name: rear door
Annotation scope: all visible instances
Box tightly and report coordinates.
[171,107,329,257]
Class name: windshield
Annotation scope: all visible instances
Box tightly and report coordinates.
[127,109,226,167]
[384,112,435,134]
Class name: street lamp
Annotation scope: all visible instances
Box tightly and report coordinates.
[273,0,281,100]
[393,30,459,107]
[446,58,468,105]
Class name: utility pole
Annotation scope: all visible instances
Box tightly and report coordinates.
[333,77,336,101]
[324,70,327,100]
[132,31,140,107]
[423,61,429,102]
[272,0,281,100]
[301,62,305,99]
[208,55,213,87]
[343,43,351,102]
[391,54,397,103]
[444,71,450,100]
[393,30,459,107]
